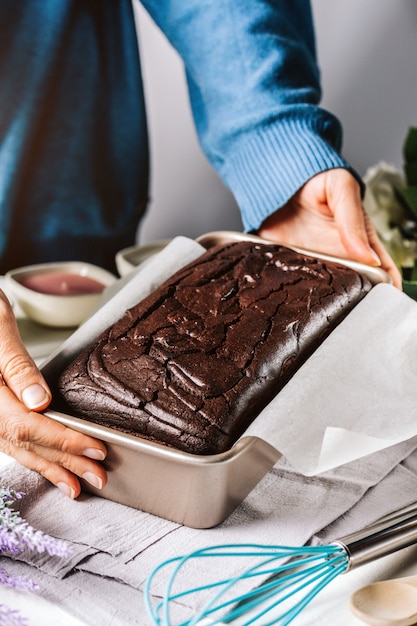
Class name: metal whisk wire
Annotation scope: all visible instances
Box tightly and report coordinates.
[145,505,417,625]
[145,543,349,625]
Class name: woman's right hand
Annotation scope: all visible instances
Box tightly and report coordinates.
[258,169,402,289]
[0,290,107,498]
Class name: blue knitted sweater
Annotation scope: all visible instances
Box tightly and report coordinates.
[0,0,354,272]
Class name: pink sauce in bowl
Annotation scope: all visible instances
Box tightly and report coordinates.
[19,272,105,296]
[6,261,116,327]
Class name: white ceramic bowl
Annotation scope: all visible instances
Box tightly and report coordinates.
[115,240,170,276]
[5,261,116,328]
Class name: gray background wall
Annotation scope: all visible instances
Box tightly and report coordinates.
[133,1,417,244]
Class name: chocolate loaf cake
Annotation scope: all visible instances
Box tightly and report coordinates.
[58,241,372,454]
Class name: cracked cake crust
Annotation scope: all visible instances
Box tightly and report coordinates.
[58,241,372,454]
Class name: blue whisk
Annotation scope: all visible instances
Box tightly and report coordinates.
[145,505,417,625]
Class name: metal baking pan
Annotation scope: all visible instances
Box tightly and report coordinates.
[196,230,392,286]
[43,231,390,528]
[44,409,280,528]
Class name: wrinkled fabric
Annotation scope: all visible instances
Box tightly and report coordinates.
[3,437,417,625]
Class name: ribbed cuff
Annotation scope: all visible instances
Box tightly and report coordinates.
[222,111,363,232]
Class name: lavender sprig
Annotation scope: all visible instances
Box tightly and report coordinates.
[0,568,38,592]
[0,603,29,626]
[0,485,70,557]
[0,482,71,625]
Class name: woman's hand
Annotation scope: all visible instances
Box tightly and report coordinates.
[258,168,402,289]
[0,290,107,498]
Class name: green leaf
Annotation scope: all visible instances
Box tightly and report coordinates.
[402,260,417,283]
[403,127,417,163]
[405,161,417,186]
[396,186,417,219]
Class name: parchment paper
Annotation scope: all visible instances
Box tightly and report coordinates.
[245,282,417,474]
[41,237,417,476]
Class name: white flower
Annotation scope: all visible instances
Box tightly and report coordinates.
[363,161,417,268]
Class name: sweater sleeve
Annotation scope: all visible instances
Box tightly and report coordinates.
[140,0,360,231]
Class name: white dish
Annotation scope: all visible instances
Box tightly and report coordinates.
[115,239,170,276]
[5,262,116,328]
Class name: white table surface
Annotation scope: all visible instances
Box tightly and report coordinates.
[2,417,417,626]
[0,277,416,626]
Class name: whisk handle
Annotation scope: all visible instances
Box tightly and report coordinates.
[332,505,417,571]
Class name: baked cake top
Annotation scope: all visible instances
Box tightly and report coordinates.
[58,241,372,454]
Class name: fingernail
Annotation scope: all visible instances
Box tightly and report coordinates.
[22,383,50,410]
[369,248,381,266]
[83,448,106,461]
[57,482,76,499]
[82,472,103,490]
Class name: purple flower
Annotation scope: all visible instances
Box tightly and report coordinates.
[0,603,29,626]
[0,486,70,558]
[0,568,38,592]
[0,481,71,624]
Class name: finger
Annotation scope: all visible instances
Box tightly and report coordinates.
[362,213,403,289]
[332,198,402,288]
[0,384,107,497]
[327,173,402,287]
[0,291,51,410]
[326,171,382,267]
[12,444,108,499]
[9,443,108,499]
[0,382,107,458]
